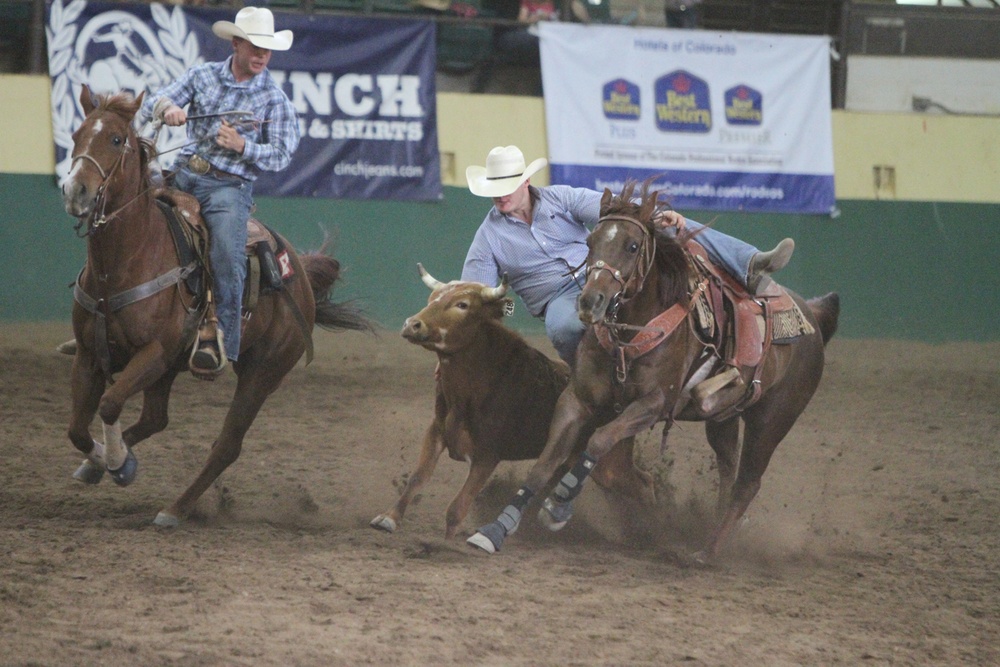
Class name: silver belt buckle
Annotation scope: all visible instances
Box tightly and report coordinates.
[188,154,210,175]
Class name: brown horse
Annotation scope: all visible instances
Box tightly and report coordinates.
[468,180,839,560]
[60,86,370,526]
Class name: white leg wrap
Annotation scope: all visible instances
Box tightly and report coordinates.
[102,421,127,470]
[86,439,107,467]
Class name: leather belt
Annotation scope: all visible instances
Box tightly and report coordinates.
[187,155,246,181]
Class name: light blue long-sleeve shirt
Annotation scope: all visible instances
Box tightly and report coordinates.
[462,185,601,317]
[462,184,758,317]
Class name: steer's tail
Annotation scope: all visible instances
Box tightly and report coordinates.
[807,292,840,345]
[300,251,375,333]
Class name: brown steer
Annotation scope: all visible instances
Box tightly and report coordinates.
[371,265,654,539]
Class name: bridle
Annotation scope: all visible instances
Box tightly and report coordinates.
[586,214,657,312]
[70,128,137,237]
[588,212,708,386]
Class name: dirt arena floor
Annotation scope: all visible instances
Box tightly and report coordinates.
[1,321,998,666]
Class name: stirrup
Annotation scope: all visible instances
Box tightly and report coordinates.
[692,366,743,416]
[189,326,227,380]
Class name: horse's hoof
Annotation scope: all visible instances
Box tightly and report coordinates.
[107,450,137,487]
[370,515,397,533]
[538,497,573,532]
[153,511,179,528]
[467,522,505,554]
[72,459,105,485]
[690,549,716,567]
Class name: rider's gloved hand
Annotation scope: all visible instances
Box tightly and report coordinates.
[153,97,186,127]
[653,209,686,231]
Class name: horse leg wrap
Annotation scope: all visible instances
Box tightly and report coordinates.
[540,453,597,531]
[468,487,534,554]
[553,452,597,503]
[102,421,127,470]
[498,486,534,536]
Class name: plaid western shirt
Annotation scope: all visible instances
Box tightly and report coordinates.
[139,57,300,181]
[462,185,602,317]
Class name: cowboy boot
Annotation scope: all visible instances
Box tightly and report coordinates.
[746,238,794,294]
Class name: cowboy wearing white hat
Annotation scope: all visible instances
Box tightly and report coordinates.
[131,7,301,378]
[466,145,548,198]
[460,143,793,368]
[212,7,294,52]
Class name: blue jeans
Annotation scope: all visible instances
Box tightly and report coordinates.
[174,167,253,362]
[544,277,587,368]
[680,219,758,285]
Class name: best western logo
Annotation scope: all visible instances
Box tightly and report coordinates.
[602,78,641,121]
[654,70,711,134]
[724,85,763,126]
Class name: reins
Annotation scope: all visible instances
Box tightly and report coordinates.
[71,136,134,237]
[587,214,657,304]
[72,112,266,237]
[589,212,702,384]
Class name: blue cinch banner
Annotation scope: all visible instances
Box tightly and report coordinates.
[539,23,835,215]
[46,0,441,201]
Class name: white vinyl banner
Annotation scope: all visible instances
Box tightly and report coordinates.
[539,23,835,214]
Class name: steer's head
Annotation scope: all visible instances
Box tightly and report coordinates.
[401,263,510,353]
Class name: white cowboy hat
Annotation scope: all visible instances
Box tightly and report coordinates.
[466,145,548,198]
[212,7,293,52]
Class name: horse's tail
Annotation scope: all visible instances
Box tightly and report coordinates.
[300,251,375,334]
[807,292,840,345]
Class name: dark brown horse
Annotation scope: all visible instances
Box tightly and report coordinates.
[60,86,369,526]
[468,180,839,560]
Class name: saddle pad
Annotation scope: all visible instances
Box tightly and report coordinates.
[772,299,816,343]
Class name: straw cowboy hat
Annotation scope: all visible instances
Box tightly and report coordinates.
[466,146,548,198]
[212,7,293,52]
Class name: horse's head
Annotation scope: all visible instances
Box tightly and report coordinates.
[61,84,146,220]
[578,179,666,324]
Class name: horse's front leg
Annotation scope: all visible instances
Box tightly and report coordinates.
[68,351,109,485]
[538,389,666,532]
[467,387,593,554]
[95,341,170,486]
[122,371,178,448]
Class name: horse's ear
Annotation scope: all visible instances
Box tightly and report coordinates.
[79,84,95,115]
[639,189,658,223]
[600,188,613,215]
[129,91,145,121]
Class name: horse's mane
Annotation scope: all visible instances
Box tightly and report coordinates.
[601,178,692,308]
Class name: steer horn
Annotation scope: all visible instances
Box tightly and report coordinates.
[480,273,509,301]
[417,263,446,291]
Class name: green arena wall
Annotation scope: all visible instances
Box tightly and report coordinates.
[1,75,997,341]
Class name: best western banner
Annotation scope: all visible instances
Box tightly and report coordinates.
[46,0,441,200]
[539,23,835,214]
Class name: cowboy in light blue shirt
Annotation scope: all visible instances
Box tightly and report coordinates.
[138,8,300,377]
[462,145,793,367]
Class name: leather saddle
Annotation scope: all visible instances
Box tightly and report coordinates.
[684,239,814,417]
[153,187,291,312]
